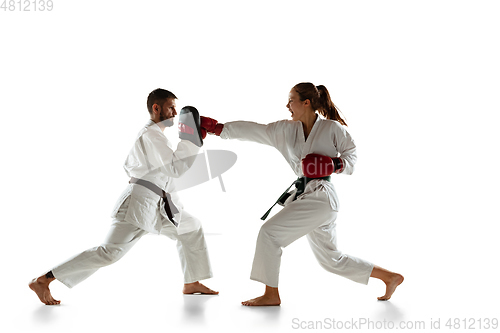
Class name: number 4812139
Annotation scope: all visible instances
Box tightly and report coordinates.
[1,0,54,11]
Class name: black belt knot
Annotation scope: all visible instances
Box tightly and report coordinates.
[129,177,179,227]
[260,176,331,220]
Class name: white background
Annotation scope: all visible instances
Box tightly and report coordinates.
[1,1,499,332]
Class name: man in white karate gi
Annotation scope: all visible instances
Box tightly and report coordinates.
[30,88,218,305]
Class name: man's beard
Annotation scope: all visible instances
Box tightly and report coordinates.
[159,108,174,127]
[159,117,174,127]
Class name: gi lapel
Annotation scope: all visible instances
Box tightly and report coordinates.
[300,114,321,159]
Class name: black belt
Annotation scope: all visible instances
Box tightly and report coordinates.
[129,177,179,227]
[260,176,331,220]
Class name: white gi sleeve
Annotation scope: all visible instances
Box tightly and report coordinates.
[332,123,357,175]
[219,120,285,147]
[142,130,201,178]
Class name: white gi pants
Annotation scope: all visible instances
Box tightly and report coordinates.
[51,197,212,288]
[250,191,374,288]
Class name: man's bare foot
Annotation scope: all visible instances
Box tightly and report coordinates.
[183,281,219,295]
[242,285,281,306]
[378,273,404,301]
[29,275,60,305]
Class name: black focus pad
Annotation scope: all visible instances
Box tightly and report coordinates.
[178,106,203,147]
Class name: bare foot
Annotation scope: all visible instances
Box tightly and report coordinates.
[378,273,404,301]
[29,276,60,305]
[242,294,281,306]
[370,265,404,301]
[183,281,219,295]
[242,285,281,306]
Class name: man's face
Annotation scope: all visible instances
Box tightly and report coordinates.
[158,98,177,126]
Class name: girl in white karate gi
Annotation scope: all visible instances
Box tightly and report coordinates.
[201,82,404,306]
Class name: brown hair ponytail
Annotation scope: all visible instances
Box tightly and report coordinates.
[316,85,347,126]
[293,82,347,126]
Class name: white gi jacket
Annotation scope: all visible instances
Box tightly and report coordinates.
[111,120,201,235]
[220,114,356,211]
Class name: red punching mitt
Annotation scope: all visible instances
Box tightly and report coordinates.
[200,116,224,136]
[302,153,343,177]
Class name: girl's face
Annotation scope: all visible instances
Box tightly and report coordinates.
[286,89,311,122]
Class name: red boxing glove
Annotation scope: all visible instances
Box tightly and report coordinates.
[200,116,224,136]
[302,153,343,177]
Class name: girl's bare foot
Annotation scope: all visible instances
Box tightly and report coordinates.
[370,265,404,301]
[242,285,281,306]
[378,273,404,300]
